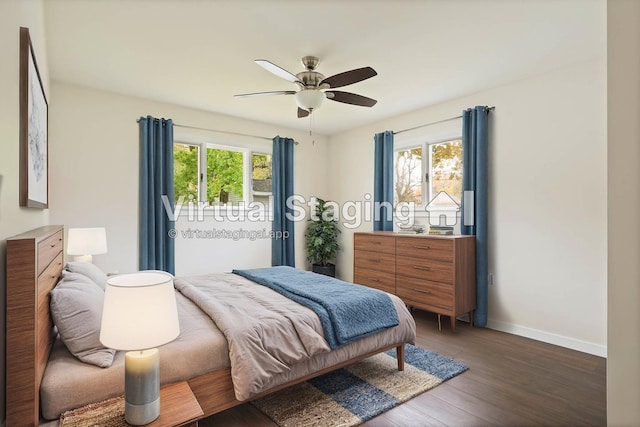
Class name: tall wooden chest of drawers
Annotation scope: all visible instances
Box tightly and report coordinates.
[6,225,63,424]
[353,231,475,331]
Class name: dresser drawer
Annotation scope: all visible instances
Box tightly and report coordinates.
[354,267,396,294]
[396,236,453,262]
[354,250,396,273]
[396,256,453,284]
[396,277,453,311]
[354,234,396,255]
[37,230,63,276]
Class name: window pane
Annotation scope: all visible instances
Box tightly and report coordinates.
[173,143,199,205]
[430,139,463,204]
[252,153,272,207]
[394,147,422,205]
[206,147,244,205]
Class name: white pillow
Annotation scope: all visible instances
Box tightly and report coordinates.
[64,262,108,290]
[50,271,115,368]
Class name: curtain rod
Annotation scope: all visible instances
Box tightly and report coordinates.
[394,106,495,135]
[136,119,298,145]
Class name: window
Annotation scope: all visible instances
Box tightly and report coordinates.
[252,153,272,207]
[394,139,463,208]
[174,143,199,204]
[173,142,271,208]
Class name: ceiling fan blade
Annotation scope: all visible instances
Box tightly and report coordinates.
[325,91,377,107]
[234,90,296,98]
[297,107,310,118]
[320,67,377,89]
[255,59,302,84]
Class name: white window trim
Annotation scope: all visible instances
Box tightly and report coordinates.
[173,131,272,217]
[394,133,463,209]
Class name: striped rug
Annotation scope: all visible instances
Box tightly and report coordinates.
[251,344,468,427]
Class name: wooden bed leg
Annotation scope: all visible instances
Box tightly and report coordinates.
[396,345,405,371]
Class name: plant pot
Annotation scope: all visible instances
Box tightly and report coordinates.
[312,264,335,277]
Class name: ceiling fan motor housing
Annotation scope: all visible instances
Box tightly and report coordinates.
[296,71,325,88]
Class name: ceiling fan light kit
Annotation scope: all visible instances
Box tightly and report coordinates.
[295,89,325,112]
[235,56,377,117]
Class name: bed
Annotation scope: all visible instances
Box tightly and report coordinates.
[6,225,416,425]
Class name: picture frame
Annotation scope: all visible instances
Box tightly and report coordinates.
[19,27,48,209]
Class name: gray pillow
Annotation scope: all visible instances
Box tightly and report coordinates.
[50,271,115,368]
[64,262,108,290]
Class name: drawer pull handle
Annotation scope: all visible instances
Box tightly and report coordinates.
[414,266,431,271]
[413,288,431,294]
[367,278,380,282]
[414,245,431,250]
[50,244,56,248]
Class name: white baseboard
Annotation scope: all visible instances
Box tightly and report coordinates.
[486,318,607,358]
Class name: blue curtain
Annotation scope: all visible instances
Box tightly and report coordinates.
[139,116,175,275]
[461,106,489,327]
[373,130,394,231]
[272,136,295,267]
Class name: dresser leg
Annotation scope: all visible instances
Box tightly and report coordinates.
[437,314,442,331]
[450,316,456,332]
[469,310,475,327]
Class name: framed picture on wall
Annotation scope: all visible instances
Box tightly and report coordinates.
[19,26,48,209]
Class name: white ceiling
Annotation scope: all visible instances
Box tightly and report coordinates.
[44,0,605,136]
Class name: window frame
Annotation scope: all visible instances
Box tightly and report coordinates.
[394,134,463,209]
[173,133,272,212]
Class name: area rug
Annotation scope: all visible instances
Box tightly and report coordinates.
[251,344,468,427]
[58,396,126,427]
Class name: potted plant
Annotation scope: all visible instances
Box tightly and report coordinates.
[305,198,341,277]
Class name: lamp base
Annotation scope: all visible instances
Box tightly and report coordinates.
[73,254,93,263]
[125,397,160,426]
[124,349,160,425]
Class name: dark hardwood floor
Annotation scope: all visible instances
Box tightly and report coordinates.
[200,310,606,426]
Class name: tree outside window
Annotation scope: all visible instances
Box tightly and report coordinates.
[394,139,463,207]
[173,142,271,208]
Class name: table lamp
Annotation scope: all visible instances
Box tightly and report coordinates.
[99,272,180,425]
[67,227,107,263]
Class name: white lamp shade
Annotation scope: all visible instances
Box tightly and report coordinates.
[67,227,108,255]
[100,272,180,351]
[295,89,325,111]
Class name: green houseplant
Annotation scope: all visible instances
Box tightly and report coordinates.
[305,198,341,277]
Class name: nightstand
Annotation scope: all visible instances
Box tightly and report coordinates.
[147,381,204,427]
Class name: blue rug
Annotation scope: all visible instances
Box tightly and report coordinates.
[251,344,468,427]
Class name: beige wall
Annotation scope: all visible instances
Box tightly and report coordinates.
[0,0,51,422]
[607,0,640,424]
[48,82,329,276]
[327,58,607,356]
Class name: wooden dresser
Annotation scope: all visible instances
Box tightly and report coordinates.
[354,231,475,331]
[6,225,64,425]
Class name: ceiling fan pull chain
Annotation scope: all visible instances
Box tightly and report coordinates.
[310,113,315,145]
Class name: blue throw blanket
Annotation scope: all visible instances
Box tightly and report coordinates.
[232,266,399,349]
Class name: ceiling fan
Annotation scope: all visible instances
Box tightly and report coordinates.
[235,56,377,118]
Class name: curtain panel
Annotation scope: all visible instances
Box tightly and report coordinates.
[373,130,394,231]
[461,106,489,327]
[139,116,175,275]
[272,136,295,267]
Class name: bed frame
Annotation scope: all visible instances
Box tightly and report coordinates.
[6,225,406,425]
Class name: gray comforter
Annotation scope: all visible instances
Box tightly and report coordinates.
[174,272,332,400]
[174,272,413,401]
